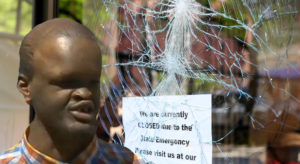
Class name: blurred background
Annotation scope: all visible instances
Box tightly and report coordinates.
[0,0,300,163]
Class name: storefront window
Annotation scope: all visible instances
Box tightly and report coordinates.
[1,0,300,163]
[81,0,300,163]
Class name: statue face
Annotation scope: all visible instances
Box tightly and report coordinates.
[29,35,101,136]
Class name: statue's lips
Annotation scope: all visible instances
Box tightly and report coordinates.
[69,101,95,123]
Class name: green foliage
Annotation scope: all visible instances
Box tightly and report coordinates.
[59,0,83,23]
[212,0,247,41]
[190,78,222,93]
[100,54,110,83]
[0,0,32,35]
[196,0,217,7]
[0,1,17,33]
[83,0,118,38]
[213,17,246,41]
[20,1,32,35]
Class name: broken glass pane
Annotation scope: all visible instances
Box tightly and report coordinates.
[83,0,299,163]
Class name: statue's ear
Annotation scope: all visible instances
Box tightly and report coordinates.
[17,74,31,105]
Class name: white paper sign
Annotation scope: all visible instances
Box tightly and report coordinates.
[122,95,212,164]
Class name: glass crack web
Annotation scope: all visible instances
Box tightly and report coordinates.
[88,0,297,162]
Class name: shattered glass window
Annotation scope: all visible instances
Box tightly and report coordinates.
[82,0,299,163]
